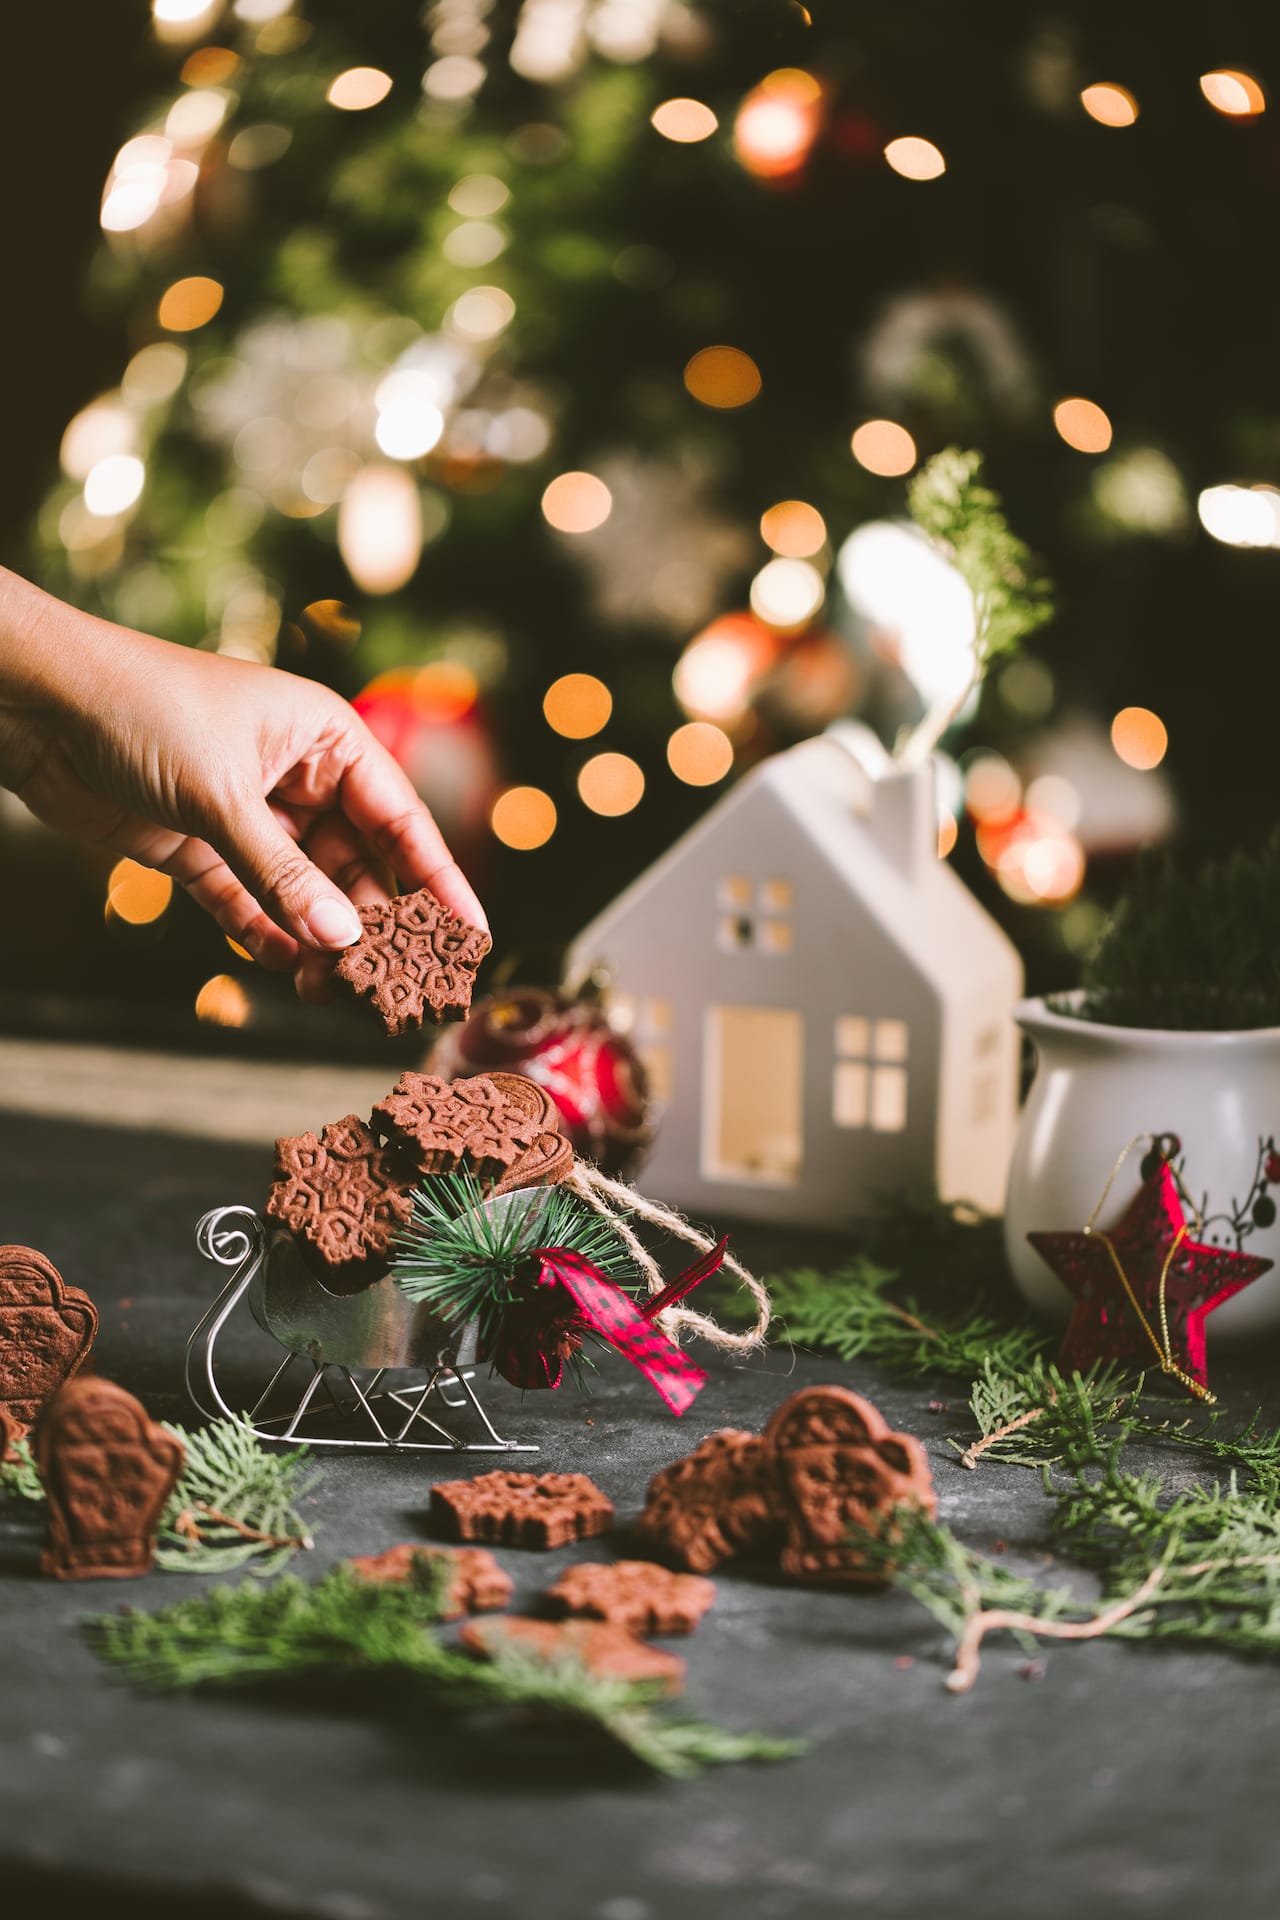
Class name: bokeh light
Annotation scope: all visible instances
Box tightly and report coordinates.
[683,346,762,409]
[447,287,516,340]
[84,454,145,518]
[61,400,135,481]
[373,368,445,460]
[1053,396,1113,453]
[734,69,823,179]
[180,46,239,86]
[165,88,230,145]
[541,471,612,533]
[107,859,172,925]
[750,557,825,630]
[937,814,959,859]
[326,67,393,110]
[884,136,946,180]
[338,466,423,592]
[851,419,917,476]
[673,614,777,722]
[760,500,826,557]
[195,974,250,1027]
[491,786,557,849]
[1111,706,1168,770]
[667,722,734,785]
[100,135,174,233]
[449,174,510,216]
[543,673,612,738]
[122,342,188,403]
[1197,483,1280,548]
[837,522,976,713]
[1080,83,1139,126]
[651,98,718,142]
[158,276,224,331]
[965,753,1022,825]
[578,752,645,816]
[1200,71,1266,117]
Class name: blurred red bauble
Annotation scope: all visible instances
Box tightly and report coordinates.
[429,988,654,1176]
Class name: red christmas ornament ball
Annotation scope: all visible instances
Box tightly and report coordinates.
[429,988,654,1175]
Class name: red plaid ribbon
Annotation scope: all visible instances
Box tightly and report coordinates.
[479,1237,728,1416]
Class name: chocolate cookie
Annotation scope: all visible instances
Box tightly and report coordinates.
[334,889,491,1037]
[0,1404,19,1465]
[36,1377,185,1581]
[266,1115,414,1281]
[632,1429,785,1574]
[430,1470,614,1549]
[458,1615,686,1695]
[346,1543,513,1617]
[0,1245,99,1434]
[764,1384,936,1586]
[544,1559,716,1635]
[486,1075,575,1194]
[373,1072,544,1181]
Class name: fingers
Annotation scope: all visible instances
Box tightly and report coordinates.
[171,841,301,971]
[292,812,391,1005]
[338,732,489,932]
[214,797,365,953]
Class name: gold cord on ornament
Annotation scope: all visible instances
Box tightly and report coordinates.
[1083,1133,1215,1405]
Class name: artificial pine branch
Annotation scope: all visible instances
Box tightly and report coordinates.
[392,1169,638,1363]
[0,1419,315,1575]
[92,1567,802,1779]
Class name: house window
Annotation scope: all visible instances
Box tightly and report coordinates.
[833,1017,909,1134]
[704,1004,804,1185]
[716,876,793,955]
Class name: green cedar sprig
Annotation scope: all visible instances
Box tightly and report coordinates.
[906,448,1054,669]
[870,1378,1280,1689]
[391,1169,638,1363]
[90,1566,802,1780]
[896,447,1053,764]
[0,1420,315,1576]
[757,1254,1049,1381]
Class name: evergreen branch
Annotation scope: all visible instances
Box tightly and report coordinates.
[2,1420,315,1576]
[392,1170,638,1364]
[952,1356,1134,1469]
[91,1568,801,1779]
[899,448,1053,765]
[0,1436,42,1502]
[760,1254,1048,1381]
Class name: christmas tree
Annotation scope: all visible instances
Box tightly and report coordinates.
[12,0,1279,1027]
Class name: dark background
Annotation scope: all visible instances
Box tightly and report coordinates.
[4,2,1280,1050]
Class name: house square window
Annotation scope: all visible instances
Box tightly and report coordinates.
[833,1016,910,1133]
[716,875,793,955]
[633,996,674,1106]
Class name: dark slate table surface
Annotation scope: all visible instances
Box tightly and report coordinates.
[2,1110,1279,1920]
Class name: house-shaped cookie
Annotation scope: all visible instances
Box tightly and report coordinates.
[565,723,1022,1227]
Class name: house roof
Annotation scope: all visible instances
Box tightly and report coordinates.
[569,724,1022,1004]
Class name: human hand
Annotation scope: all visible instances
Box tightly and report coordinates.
[0,572,487,998]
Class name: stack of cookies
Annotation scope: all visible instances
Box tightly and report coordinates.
[632,1384,937,1585]
[266,1070,572,1291]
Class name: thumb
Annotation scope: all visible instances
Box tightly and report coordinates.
[222,802,364,952]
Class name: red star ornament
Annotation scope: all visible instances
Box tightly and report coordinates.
[1027,1162,1272,1394]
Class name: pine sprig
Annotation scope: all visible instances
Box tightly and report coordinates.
[0,1435,42,1501]
[907,448,1054,668]
[761,1255,1048,1381]
[92,1568,802,1780]
[951,1356,1135,1469]
[392,1170,637,1362]
[1,1419,315,1575]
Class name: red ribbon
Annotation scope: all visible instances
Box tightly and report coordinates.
[478,1237,728,1417]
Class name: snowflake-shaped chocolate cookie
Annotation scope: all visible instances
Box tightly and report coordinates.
[266,1115,414,1270]
[372,1072,550,1180]
[333,889,492,1037]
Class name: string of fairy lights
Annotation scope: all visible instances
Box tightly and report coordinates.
[34,1,1273,1024]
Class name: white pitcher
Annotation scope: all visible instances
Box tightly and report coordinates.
[1003,993,1280,1337]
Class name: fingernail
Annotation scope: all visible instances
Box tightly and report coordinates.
[307,898,363,949]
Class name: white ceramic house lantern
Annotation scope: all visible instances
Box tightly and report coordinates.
[565,723,1023,1227]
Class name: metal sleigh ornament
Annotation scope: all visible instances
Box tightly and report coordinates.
[186,1203,537,1453]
